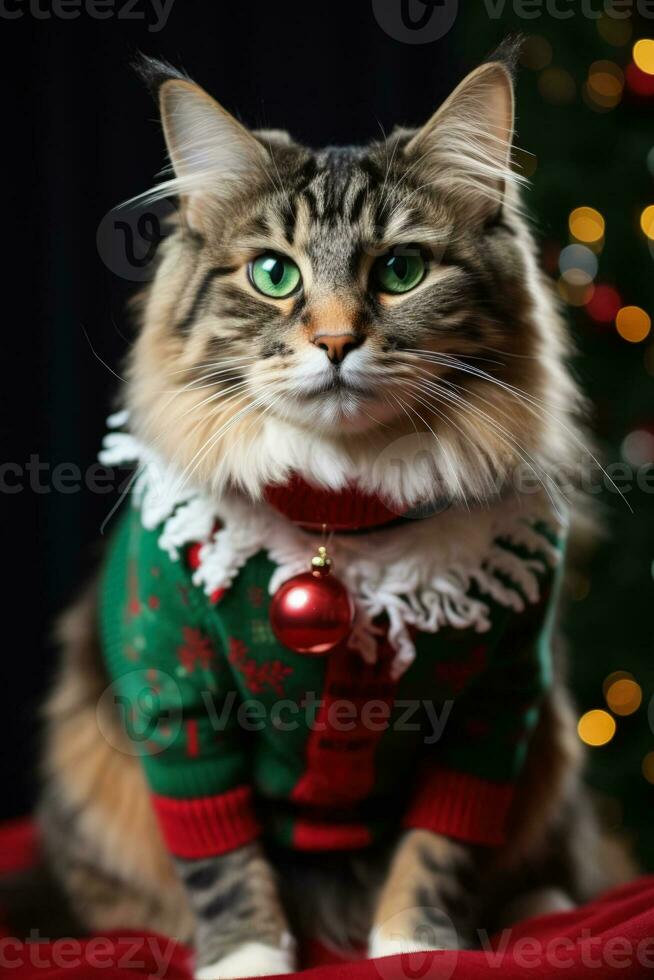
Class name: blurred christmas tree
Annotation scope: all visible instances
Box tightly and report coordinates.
[456,8,654,869]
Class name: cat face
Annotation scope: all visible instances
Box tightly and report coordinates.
[126,56,576,505]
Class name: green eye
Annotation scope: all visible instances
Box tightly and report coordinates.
[249,252,302,298]
[373,247,426,294]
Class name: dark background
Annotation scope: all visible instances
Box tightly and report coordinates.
[2,1,653,868]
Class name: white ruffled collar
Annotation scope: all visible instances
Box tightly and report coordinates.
[100,414,564,678]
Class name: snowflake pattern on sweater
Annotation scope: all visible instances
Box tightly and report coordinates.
[100,493,564,860]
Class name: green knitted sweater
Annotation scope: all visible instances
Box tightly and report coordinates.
[99,499,562,859]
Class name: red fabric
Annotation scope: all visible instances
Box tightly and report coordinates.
[0,818,38,876]
[290,640,398,815]
[403,767,515,847]
[150,787,261,859]
[264,476,400,531]
[292,820,372,851]
[2,819,654,978]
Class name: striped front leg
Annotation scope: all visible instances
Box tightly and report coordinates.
[369,829,477,958]
[176,843,294,979]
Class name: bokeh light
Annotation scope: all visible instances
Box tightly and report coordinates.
[626,62,654,96]
[597,14,632,47]
[633,39,654,75]
[578,709,616,747]
[520,35,553,71]
[643,752,654,785]
[640,205,654,239]
[569,206,605,244]
[539,67,576,105]
[585,61,624,110]
[605,677,643,716]
[558,276,594,307]
[603,671,635,698]
[586,284,622,323]
[616,306,652,343]
[621,429,654,466]
[559,243,598,280]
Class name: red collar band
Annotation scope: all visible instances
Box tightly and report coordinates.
[263,475,403,532]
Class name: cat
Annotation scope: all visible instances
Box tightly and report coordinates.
[38,46,633,980]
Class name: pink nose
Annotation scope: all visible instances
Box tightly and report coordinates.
[311,333,362,364]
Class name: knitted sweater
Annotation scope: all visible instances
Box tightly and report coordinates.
[99,464,564,860]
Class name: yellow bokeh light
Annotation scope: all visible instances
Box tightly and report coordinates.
[588,72,623,98]
[520,35,553,71]
[586,63,624,110]
[590,60,624,81]
[633,39,654,76]
[538,67,576,105]
[597,14,632,47]
[616,306,652,343]
[578,709,616,747]
[605,678,642,716]
[640,205,654,239]
[602,670,634,698]
[569,206,605,244]
[643,752,654,784]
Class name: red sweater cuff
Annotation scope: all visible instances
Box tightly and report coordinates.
[403,768,515,847]
[151,785,261,859]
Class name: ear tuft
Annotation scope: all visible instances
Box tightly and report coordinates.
[133,54,190,101]
[404,57,520,223]
[484,34,524,79]
[130,70,271,233]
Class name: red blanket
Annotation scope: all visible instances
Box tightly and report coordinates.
[2,819,653,979]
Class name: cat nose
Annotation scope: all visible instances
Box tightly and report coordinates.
[311,333,362,365]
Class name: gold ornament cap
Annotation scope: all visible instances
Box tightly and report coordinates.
[311,545,332,577]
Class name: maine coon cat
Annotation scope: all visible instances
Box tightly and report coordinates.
[38,47,632,979]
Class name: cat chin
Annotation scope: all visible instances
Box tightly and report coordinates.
[273,392,400,435]
[198,412,515,513]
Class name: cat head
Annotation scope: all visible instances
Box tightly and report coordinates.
[125,51,579,508]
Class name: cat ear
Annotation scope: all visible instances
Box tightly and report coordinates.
[404,61,517,223]
[136,58,270,232]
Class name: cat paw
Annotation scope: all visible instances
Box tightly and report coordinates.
[195,940,295,979]
[368,933,442,959]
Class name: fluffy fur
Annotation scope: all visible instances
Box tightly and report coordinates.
[126,50,581,512]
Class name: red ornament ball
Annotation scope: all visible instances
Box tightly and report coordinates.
[270,569,353,655]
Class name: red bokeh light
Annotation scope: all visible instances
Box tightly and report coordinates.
[625,62,654,97]
[585,284,622,323]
